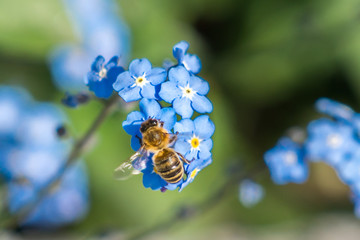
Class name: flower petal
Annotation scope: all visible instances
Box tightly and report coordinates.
[107,66,125,84]
[173,41,189,61]
[91,56,105,72]
[183,54,201,74]
[129,58,152,77]
[159,107,176,131]
[191,94,213,114]
[199,139,213,159]
[173,97,193,118]
[147,68,167,85]
[122,111,144,135]
[185,150,198,161]
[168,66,190,87]
[118,86,142,102]
[131,135,142,151]
[174,139,191,156]
[140,84,156,100]
[194,115,215,139]
[105,56,119,70]
[143,172,166,190]
[139,99,161,119]
[159,81,181,103]
[190,76,209,95]
[113,71,134,91]
[174,119,195,134]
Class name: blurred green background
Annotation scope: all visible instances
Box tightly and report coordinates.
[1,0,360,239]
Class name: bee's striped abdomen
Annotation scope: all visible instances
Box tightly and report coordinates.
[154,149,184,184]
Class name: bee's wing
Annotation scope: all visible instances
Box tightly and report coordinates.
[114,147,150,181]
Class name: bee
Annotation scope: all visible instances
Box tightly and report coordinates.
[115,118,190,183]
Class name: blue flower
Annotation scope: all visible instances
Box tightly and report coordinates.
[113,58,167,102]
[122,98,176,151]
[85,55,124,99]
[178,157,212,191]
[304,118,357,167]
[316,98,354,123]
[173,115,215,161]
[8,161,89,228]
[61,92,90,108]
[264,137,308,184]
[173,41,201,74]
[238,180,264,208]
[159,66,212,118]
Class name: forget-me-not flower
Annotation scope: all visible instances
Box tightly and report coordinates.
[238,180,264,208]
[264,137,308,184]
[159,66,212,118]
[178,157,212,191]
[304,118,357,167]
[173,41,201,74]
[316,98,355,123]
[113,58,167,102]
[173,115,215,161]
[85,55,124,99]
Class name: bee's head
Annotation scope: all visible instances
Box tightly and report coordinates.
[140,118,160,133]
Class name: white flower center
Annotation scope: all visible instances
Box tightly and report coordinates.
[98,68,107,79]
[326,134,342,148]
[284,151,297,165]
[133,74,149,88]
[180,84,196,100]
[188,134,202,151]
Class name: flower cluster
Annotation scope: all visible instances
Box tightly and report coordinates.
[49,0,130,93]
[265,98,360,217]
[104,41,214,191]
[0,86,88,228]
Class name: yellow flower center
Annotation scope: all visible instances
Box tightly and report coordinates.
[134,74,149,88]
[99,68,107,78]
[191,138,200,149]
[190,168,199,179]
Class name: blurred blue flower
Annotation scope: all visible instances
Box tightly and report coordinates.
[304,118,357,167]
[264,137,308,184]
[173,41,201,74]
[8,161,89,228]
[174,115,215,161]
[122,98,176,151]
[316,98,354,123]
[178,157,212,191]
[238,180,264,208]
[113,58,167,102]
[0,86,32,139]
[17,103,68,148]
[159,66,212,118]
[85,56,124,99]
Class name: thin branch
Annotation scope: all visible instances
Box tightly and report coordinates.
[0,94,121,228]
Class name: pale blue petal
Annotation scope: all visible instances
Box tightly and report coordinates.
[131,135,142,151]
[105,56,119,70]
[129,58,152,77]
[174,139,191,156]
[113,71,134,91]
[140,84,156,99]
[159,108,176,131]
[91,56,105,72]
[199,139,212,159]
[174,119,195,134]
[183,54,201,74]
[159,82,181,103]
[173,41,189,61]
[185,150,198,161]
[173,97,193,118]
[194,115,215,139]
[191,94,213,114]
[122,111,144,135]
[190,76,209,95]
[168,66,190,87]
[139,99,161,119]
[118,86,142,102]
[147,68,167,85]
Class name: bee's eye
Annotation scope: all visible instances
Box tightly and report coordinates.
[150,120,158,126]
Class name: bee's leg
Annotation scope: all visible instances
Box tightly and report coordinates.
[135,135,143,145]
[169,133,178,145]
[178,153,190,164]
